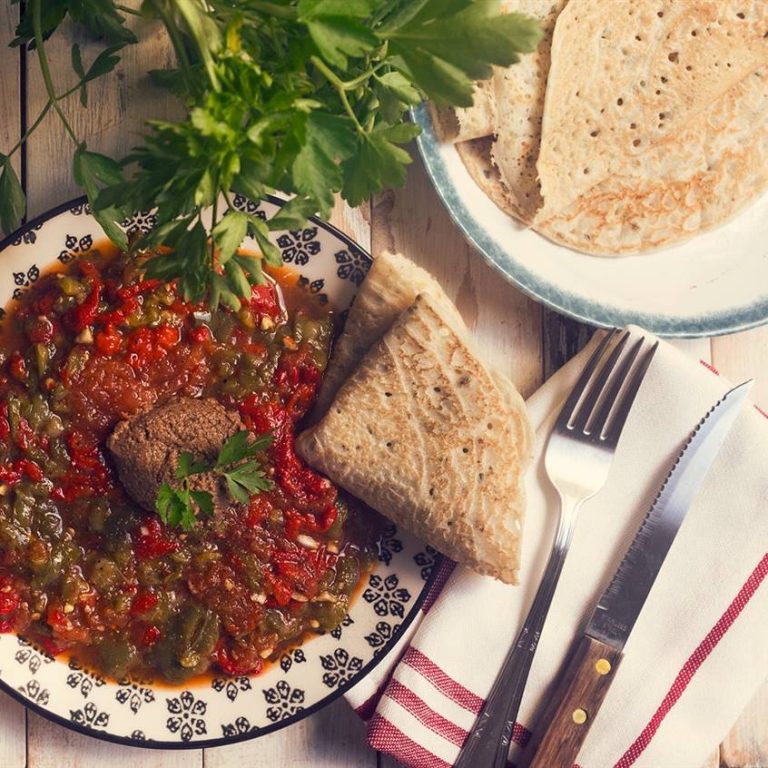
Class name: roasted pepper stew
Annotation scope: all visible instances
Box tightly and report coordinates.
[0,245,379,683]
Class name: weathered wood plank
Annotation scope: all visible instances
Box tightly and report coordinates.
[542,311,592,381]
[24,11,178,218]
[332,195,371,252]
[720,680,768,768]
[371,154,543,398]
[204,698,375,768]
[27,711,200,768]
[0,2,21,181]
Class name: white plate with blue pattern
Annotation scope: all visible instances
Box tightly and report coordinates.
[413,103,768,338]
[0,195,442,748]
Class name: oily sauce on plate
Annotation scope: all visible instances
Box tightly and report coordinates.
[0,245,378,683]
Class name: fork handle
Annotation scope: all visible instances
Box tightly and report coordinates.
[520,635,623,768]
[454,499,581,768]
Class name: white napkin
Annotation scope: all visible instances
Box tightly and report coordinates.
[344,327,768,768]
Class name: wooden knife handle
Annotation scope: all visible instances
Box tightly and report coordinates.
[522,635,623,768]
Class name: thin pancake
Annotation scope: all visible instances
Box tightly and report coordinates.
[536,0,768,219]
[536,67,768,254]
[310,251,463,421]
[429,80,496,144]
[490,0,569,221]
[298,293,532,584]
[457,136,530,224]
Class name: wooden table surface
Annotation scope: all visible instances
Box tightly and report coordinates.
[2,6,768,768]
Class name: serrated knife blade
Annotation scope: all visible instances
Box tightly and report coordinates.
[586,379,752,651]
[522,380,752,768]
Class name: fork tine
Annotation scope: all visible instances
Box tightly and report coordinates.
[602,340,659,443]
[572,330,630,433]
[589,333,643,436]
[556,329,618,429]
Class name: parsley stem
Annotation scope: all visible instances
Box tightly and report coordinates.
[5,78,93,159]
[248,2,298,19]
[32,0,79,147]
[175,2,220,92]
[114,4,142,16]
[310,56,365,133]
[210,195,219,263]
[6,102,51,159]
[344,63,385,91]
[149,1,196,95]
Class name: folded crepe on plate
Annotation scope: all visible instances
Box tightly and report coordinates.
[488,0,568,222]
[443,0,567,222]
[298,255,533,584]
[429,79,497,144]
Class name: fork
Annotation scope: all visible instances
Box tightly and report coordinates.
[454,329,658,768]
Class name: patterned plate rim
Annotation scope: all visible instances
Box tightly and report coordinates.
[412,103,768,339]
[0,193,446,749]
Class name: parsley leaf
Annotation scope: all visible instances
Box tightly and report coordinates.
[190,490,214,518]
[0,157,26,236]
[156,483,191,529]
[212,210,249,265]
[383,1,542,106]
[72,145,128,249]
[154,429,273,530]
[342,124,419,206]
[225,463,273,504]
[216,430,273,468]
[175,452,209,479]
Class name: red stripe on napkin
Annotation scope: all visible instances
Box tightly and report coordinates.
[369,713,453,768]
[512,721,532,747]
[354,691,381,721]
[386,679,469,747]
[401,647,484,714]
[615,552,768,768]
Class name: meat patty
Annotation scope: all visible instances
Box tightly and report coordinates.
[107,396,244,513]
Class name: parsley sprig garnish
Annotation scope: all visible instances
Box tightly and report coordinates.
[2,1,541,308]
[156,430,273,531]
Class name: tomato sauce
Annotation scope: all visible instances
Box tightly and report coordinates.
[0,244,378,683]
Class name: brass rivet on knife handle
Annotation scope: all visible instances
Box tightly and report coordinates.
[571,708,588,724]
[595,658,612,675]
[521,635,623,768]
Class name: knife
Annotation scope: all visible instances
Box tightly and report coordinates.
[520,380,752,768]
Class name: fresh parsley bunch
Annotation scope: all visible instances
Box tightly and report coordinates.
[2,0,541,307]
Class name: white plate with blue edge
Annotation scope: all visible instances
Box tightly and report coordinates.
[0,195,442,749]
[413,103,768,338]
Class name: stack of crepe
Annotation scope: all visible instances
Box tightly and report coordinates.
[434,0,768,255]
[297,252,533,584]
